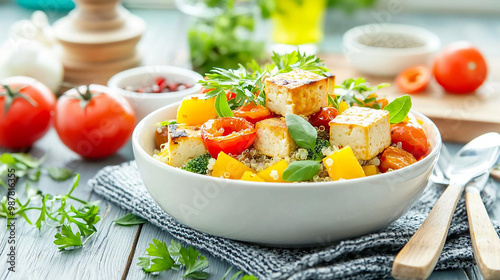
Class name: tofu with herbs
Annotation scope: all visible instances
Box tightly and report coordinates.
[253,117,297,158]
[265,69,334,116]
[167,124,207,167]
[329,107,391,161]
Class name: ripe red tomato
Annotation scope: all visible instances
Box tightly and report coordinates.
[433,42,487,94]
[0,76,56,149]
[54,85,136,159]
[233,103,273,124]
[396,65,431,94]
[309,107,338,132]
[390,122,429,160]
[201,117,256,158]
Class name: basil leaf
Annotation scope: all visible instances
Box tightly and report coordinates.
[47,167,73,181]
[214,91,234,117]
[384,95,412,124]
[282,160,320,182]
[286,114,317,149]
[113,213,147,226]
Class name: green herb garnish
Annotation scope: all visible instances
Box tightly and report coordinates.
[113,213,147,226]
[47,167,73,181]
[138,239,210,279]
[222,267,258,280]
[160,120,177,126]
[282,160,321,182]
[384,95,412,124]
[285,114,317,150]
[334,78,389,110]
[215,91,235,117]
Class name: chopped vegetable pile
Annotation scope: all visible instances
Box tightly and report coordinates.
[153,52,430,183]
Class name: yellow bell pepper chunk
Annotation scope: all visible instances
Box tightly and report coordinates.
[362,165,380,176]
[339,101,349,114]
[211,152,252,179]
[241,171,265,182]
[176,94,217,126]
[322,146,365,180]
[257,160,289,182]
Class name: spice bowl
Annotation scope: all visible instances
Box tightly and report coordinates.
[343,24,440,76]
[108,65,202,122]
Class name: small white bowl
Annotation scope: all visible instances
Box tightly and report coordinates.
[132,102,441,246]
[108,66,202,122]
[343,24,440,76]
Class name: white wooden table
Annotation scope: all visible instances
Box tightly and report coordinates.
[0,2,499,279]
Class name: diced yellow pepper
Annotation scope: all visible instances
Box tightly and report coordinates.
[157,148,169,157]
[257,160,289,182]
[176,94,217,126]
[362,165,380,176]
[322,146,365,180]
[339,101,349,114]
[241,171,265,182]
[211,152,252,179]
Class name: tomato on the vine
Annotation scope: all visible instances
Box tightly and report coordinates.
[54,84,136,159]
[390,122,429,160]
[201,117,256,158]
[433,42,487,94]
[0,76,56,149]
[309,107,338,132]
[233,103,272,124]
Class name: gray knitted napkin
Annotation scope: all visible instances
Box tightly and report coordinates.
[89,161,500,280]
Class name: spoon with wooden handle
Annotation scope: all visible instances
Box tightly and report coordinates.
[392,133,500,280]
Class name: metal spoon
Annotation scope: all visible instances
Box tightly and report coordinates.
[392,133,500,280]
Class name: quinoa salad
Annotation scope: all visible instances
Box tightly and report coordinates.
[152,52,430,183]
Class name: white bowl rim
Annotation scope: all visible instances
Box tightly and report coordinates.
[343,23,441,55]
[108,65,203,99]
[132,101,442,190]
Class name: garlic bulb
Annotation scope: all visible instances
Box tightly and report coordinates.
[0,11,63,92]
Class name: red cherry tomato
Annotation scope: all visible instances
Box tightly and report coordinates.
[54,85,136,159]
[308,107,338,132]
[433,42,487,94]
[0,76,56,149]
[390,122,429,160]
[201,117,256,158]
[233,103,273,124]
[396,65,431,94]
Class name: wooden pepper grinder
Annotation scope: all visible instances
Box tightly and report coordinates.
[53,0,145,86]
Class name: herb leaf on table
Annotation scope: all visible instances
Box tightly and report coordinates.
[113,213,146,226]
[47,167,73,181]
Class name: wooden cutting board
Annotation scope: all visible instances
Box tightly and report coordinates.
[322,53,500,143]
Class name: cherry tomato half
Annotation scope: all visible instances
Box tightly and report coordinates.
[433,42,487,94]
[233,103,273,124]
[201,117,256,158]
[0,76,56,149]
[379,146,417,173]
[309,107,338,132]
[54,84,136,159]
[390,122,429,160]
[396,65,431,94]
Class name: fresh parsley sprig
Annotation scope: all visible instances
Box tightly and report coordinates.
[0,174,101,251]
[138,239,210,279]
[333,78,389,110]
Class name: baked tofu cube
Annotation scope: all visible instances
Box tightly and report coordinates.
[265,69,334,116]
[253,117,296,158]
[167,124,207,167]
[329,107,391,160]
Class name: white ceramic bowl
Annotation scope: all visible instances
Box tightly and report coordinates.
[108,66,202,122]
[343,24,440,76]
[132,103,441,246]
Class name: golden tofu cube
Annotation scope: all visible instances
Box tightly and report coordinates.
[265,69,334,116]
[167,124,207,167]
[329,107,391,160]
[253,117,297,158]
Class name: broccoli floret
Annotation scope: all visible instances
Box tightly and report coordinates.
[307,139,330,161]
[181,154,212,174]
